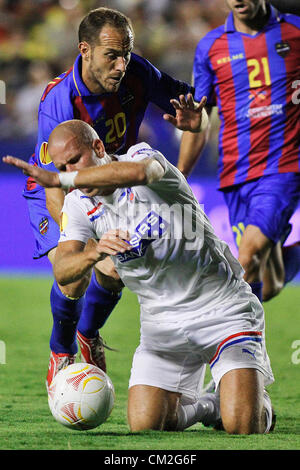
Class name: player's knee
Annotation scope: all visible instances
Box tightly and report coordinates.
[95,269,124,294]
[129,414,163,432]
[262,281,282,302]
[238,250,261,279]
[129,409,177,432]
[128,386,178,432]
[222,409,262,435]
[58,274,91,299]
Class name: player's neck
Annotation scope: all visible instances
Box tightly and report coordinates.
[233,7,270,35]
[81,62,106,95]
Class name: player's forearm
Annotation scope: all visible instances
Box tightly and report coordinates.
[45,188,65,225]
[177,129,209,178]
[269,0,300,15]
[54,248,99,286]
[71,160,162,190]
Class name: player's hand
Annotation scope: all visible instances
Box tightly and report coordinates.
[95,229,132,259]
[2,155,60,187]
[86,239,122,280]
[163,94,209,133]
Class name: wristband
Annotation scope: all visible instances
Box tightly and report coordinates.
[145,159,164,184]
[58,171,78,190]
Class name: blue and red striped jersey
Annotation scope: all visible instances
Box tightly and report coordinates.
[30,52,193,180]
[193,7,300,189]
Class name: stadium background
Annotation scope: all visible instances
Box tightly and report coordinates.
[0,0,299,276]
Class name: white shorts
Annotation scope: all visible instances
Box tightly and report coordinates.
[129,295,274,401]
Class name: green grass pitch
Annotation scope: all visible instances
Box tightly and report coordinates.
[0,277,299,450]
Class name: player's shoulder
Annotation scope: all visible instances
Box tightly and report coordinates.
[64,190,98,217]
[196,24,227,55]
[40,66,73,104]
[126,52,159,80]
[281,11,300,29]
[64,189,83,206]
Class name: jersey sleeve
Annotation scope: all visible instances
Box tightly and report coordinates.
[59,193,96,244]
[35,75,75,171]
[193,39,216,105]
[129,54,194,115]
[123,142,183,193]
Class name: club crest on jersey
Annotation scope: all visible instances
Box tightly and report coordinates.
[116,210,169,263]
[39,217,49,235]
[39,142,52,165]
[275,41,291,58]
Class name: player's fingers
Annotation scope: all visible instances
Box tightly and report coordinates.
[198,96,207,109]
[105,229,130,241]
[169,99,181,110]
[99,239,131,255]
[3,155,28,170]
[115,229,131,241]
[186,93,195,109]
[179,94,187,107]
[163,114,177,126]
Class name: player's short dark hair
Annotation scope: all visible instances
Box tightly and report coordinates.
[78,7,134,46]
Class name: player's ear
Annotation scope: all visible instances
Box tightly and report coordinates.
[78,41,91,61]
[93,139,105,159]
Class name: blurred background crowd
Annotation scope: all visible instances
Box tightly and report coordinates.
[0,0,229,174]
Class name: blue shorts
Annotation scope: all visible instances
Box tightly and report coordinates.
[23,184,60,259]
[223,173,300,247]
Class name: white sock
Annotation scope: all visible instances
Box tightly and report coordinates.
[263,391,274,433]
[176,396,215,431]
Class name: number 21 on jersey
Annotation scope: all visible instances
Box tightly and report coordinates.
[247,57,271,88]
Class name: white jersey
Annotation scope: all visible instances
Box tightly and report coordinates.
[59,143,247,321]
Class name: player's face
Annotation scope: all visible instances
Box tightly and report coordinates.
[51,135,108,195]
[49,135,112,197]
[80,25,133,94]
[226,0,266,21]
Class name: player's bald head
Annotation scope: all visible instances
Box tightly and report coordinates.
[48,120,99,153]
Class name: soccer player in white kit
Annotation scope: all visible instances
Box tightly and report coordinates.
[4,119,275,434]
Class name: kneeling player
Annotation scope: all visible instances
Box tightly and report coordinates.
[4,120,275,434]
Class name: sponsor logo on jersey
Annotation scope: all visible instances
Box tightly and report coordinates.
[216,52,244,65]
[39,217,49,235]
[116,210,169,263]
[39,142,52,165]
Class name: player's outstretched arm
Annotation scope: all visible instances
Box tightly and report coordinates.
[163,94,209,133]
[3,155,60,187]
[3,155,164,191]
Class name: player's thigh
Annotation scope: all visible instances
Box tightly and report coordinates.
[219,368,265,434]
[224,174,300,254]
[128,384,181,432]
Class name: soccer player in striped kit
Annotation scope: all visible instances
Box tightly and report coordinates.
[22,7,197,387]
[177,1,300,304]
